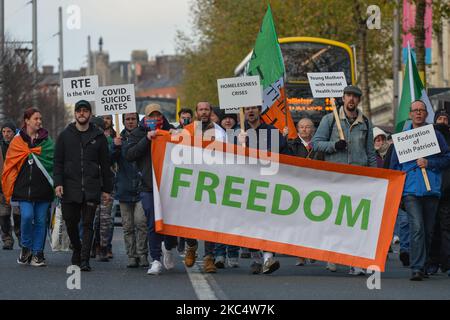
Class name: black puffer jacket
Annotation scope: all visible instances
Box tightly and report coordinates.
[12,129,54,202]
[124,117,173,193]
[54,123,113,204]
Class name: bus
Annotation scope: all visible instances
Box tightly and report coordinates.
[234,37,356,125]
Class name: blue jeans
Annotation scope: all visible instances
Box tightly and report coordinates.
[403,196,439,272]
[396,208,410,253]
[19,201,50,254]
[140,192,177,261]
[214,243,239,258]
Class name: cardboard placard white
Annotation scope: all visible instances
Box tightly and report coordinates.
[95,84,136,116]
[307,72,347,98]
[63,75,98,104]
[217,76,262,109]
[392,124,441,163]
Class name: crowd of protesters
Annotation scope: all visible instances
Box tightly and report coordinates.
[1,85,450,282]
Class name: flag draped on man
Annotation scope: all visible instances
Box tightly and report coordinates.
[395,43,435,133]
[247,5,297,140]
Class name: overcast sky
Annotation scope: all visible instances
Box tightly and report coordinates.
[5,0,192,70]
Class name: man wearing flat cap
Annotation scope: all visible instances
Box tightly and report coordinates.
[312,84,377,276]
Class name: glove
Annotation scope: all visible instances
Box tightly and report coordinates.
[335,140,347,151]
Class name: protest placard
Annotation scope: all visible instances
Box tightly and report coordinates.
[63,75,98,104]
[95,84,136,116]
[217,76,262,110]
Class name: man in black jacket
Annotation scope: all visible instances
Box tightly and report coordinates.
[0,121,20,250]
[428,110,450,274]
[124,103,177,275]
[54,100,113,271]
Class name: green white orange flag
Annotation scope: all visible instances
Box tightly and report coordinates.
[247,5,297,140]
[395,43,435,133]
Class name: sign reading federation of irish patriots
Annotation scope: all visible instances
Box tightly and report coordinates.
[151,135,405,271]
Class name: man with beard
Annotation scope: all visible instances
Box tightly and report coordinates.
[54,100,113,271]
[313,85,376,276]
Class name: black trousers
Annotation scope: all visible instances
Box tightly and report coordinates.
[429,200,450,271]
[62,201,97,262]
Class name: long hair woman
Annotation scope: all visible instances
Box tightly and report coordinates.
[2,107,54,266]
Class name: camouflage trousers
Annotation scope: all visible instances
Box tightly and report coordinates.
[0,196,21,248]
[120,201,148,258]
[93,197,113,248]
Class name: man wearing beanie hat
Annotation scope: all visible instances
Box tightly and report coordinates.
[0,121,20,250]
[428,109,450,275]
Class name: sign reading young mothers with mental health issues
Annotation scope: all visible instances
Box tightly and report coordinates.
[151,135,406,271]
[391,124,441,164]
[95,84,136,116]
[63,75,99,104]
[307,72,347,98]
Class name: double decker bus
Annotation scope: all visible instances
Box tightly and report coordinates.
[234,37,356,125]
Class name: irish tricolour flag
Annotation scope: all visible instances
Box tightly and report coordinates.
[247,5,297,140]
[395,43,435,133]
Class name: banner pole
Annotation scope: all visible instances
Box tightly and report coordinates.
[421,168,431,191]
[331,98,345,140]
[240,107,246,148]
[114,114,120,138]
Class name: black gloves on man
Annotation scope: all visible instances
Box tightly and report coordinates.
[335,140,347,151]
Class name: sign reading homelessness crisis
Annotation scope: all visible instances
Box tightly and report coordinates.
[95,84,136,116]
[151,135,406,271]
[391,124,441,164]
[307,72,347,98]
[63,75,99,104]
[217,76,262,110]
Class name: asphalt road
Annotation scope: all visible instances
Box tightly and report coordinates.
[1,227,449,300]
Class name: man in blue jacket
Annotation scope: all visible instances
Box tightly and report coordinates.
[112,112,149,268]
[390,100,450,281]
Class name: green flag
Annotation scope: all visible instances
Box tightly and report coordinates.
[396,44,434,133]
[247,4,285,97]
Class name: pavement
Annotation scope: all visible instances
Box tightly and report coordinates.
[1,227,449,300]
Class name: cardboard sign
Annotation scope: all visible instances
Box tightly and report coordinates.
[217,76,262,109]
[95,84,136,116]
[307,72,347,98]
[392,124,441,163]
[62,75,98,104]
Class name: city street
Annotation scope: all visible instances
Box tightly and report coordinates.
[1,227,449,300]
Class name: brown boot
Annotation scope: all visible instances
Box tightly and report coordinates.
[184,244,197,268]
[203,255,217,273]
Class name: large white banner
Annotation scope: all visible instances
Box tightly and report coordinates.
[152,138,405,270]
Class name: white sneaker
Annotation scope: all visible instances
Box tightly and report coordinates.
[349,266,366,276]
[392,235,400,244]
[147,260,162,275]
[227,257,239,268]
[162,245,175,270]
[326,262,337,272]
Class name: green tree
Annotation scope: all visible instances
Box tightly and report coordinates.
[177,0,394,118]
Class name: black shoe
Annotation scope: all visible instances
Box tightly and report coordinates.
[250,261,262,274]
[426,264,439,275]
[410,272,423,281]
[71,250,81,266]
[80,261,91,271]
[17,247,32,265]
[399,251,410,267]
[98,247,109,262]
[30,252,47,267]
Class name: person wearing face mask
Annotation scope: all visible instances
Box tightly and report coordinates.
[427,110,450,276]
[373,127,391,168]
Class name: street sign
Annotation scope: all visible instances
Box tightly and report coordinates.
[62,75,98,104]
[217,76,262,110]
[307,72,347,98]
[95,84,136,116]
